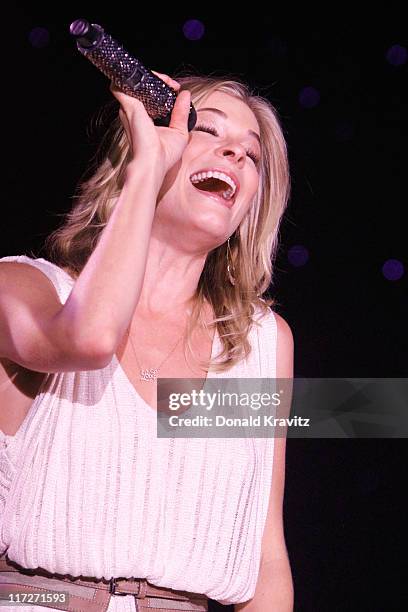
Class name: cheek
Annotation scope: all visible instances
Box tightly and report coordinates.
[251,171,260,193]
[236,182,259,224]
[233,199,253,230]
[244,174,260,207]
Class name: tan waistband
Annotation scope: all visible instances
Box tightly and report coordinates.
[0,553,208,611]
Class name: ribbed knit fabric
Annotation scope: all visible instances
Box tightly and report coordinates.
[0,255,278,606]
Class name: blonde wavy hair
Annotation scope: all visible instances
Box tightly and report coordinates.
[43,72,291,373]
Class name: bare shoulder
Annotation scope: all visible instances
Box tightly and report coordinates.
[0,261,43,285]
[272,311,294,378]
[273,311,294,345]
[0,261,64,342]
[0,261,60,301]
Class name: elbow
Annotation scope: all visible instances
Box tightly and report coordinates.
[76,329,116,370]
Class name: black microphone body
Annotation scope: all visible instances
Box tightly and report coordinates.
[69,19,197,131]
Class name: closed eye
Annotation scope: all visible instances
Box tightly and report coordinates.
[194,123,260,166]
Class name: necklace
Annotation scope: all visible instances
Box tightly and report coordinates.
[126,325,186,382]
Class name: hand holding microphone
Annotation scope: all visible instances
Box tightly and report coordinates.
[110,72,192,184]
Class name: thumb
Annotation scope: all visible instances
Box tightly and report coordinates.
[169,90,191,132]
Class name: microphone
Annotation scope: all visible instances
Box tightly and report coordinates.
[69,18,197,131]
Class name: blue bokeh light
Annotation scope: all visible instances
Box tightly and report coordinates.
[382,259,404,281]
[386,44,407,66]
[288,245,309,267]
[299,86,320,109]
[183,19,205,41]
[28,27,50,48]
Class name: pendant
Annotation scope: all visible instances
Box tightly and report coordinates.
[140,368,158,382]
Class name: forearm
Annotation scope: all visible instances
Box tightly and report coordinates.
[62,165,161,353]
[235,558,294,612]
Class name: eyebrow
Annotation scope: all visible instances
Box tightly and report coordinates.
[197,107,261,146]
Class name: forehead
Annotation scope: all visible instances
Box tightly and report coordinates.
[196,90,260,135]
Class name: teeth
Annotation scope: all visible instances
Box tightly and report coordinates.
[190,170,237,200]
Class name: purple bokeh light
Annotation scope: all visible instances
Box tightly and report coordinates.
[382,259,404,281]
[288,245,309,267]
[299,86,320,109]
[386,44,407,66]
[28,27,50,48]
[183,19,205,41]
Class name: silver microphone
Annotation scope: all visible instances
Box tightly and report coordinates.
[69,18,197,131]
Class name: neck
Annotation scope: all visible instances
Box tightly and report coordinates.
[134,234,209,317]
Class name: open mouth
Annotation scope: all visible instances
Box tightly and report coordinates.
[189,175,237,206]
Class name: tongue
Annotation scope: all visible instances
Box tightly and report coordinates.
[193,185,227,203]
[191,177,231,201]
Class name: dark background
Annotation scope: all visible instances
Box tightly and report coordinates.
[2,7,407,611]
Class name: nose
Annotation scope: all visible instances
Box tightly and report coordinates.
[216,142,246,164]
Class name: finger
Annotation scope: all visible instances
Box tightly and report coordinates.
[117,108,131,144]
[109,81,123,95]
[110,84,128,105]
[151,70,181,91]
[110,84,146,115]
[169,89,191,132]
[110,84,132,103]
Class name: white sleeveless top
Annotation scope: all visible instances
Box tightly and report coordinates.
[0,255,278,606]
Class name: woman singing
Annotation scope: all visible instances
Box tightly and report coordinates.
[0,71,294,610]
